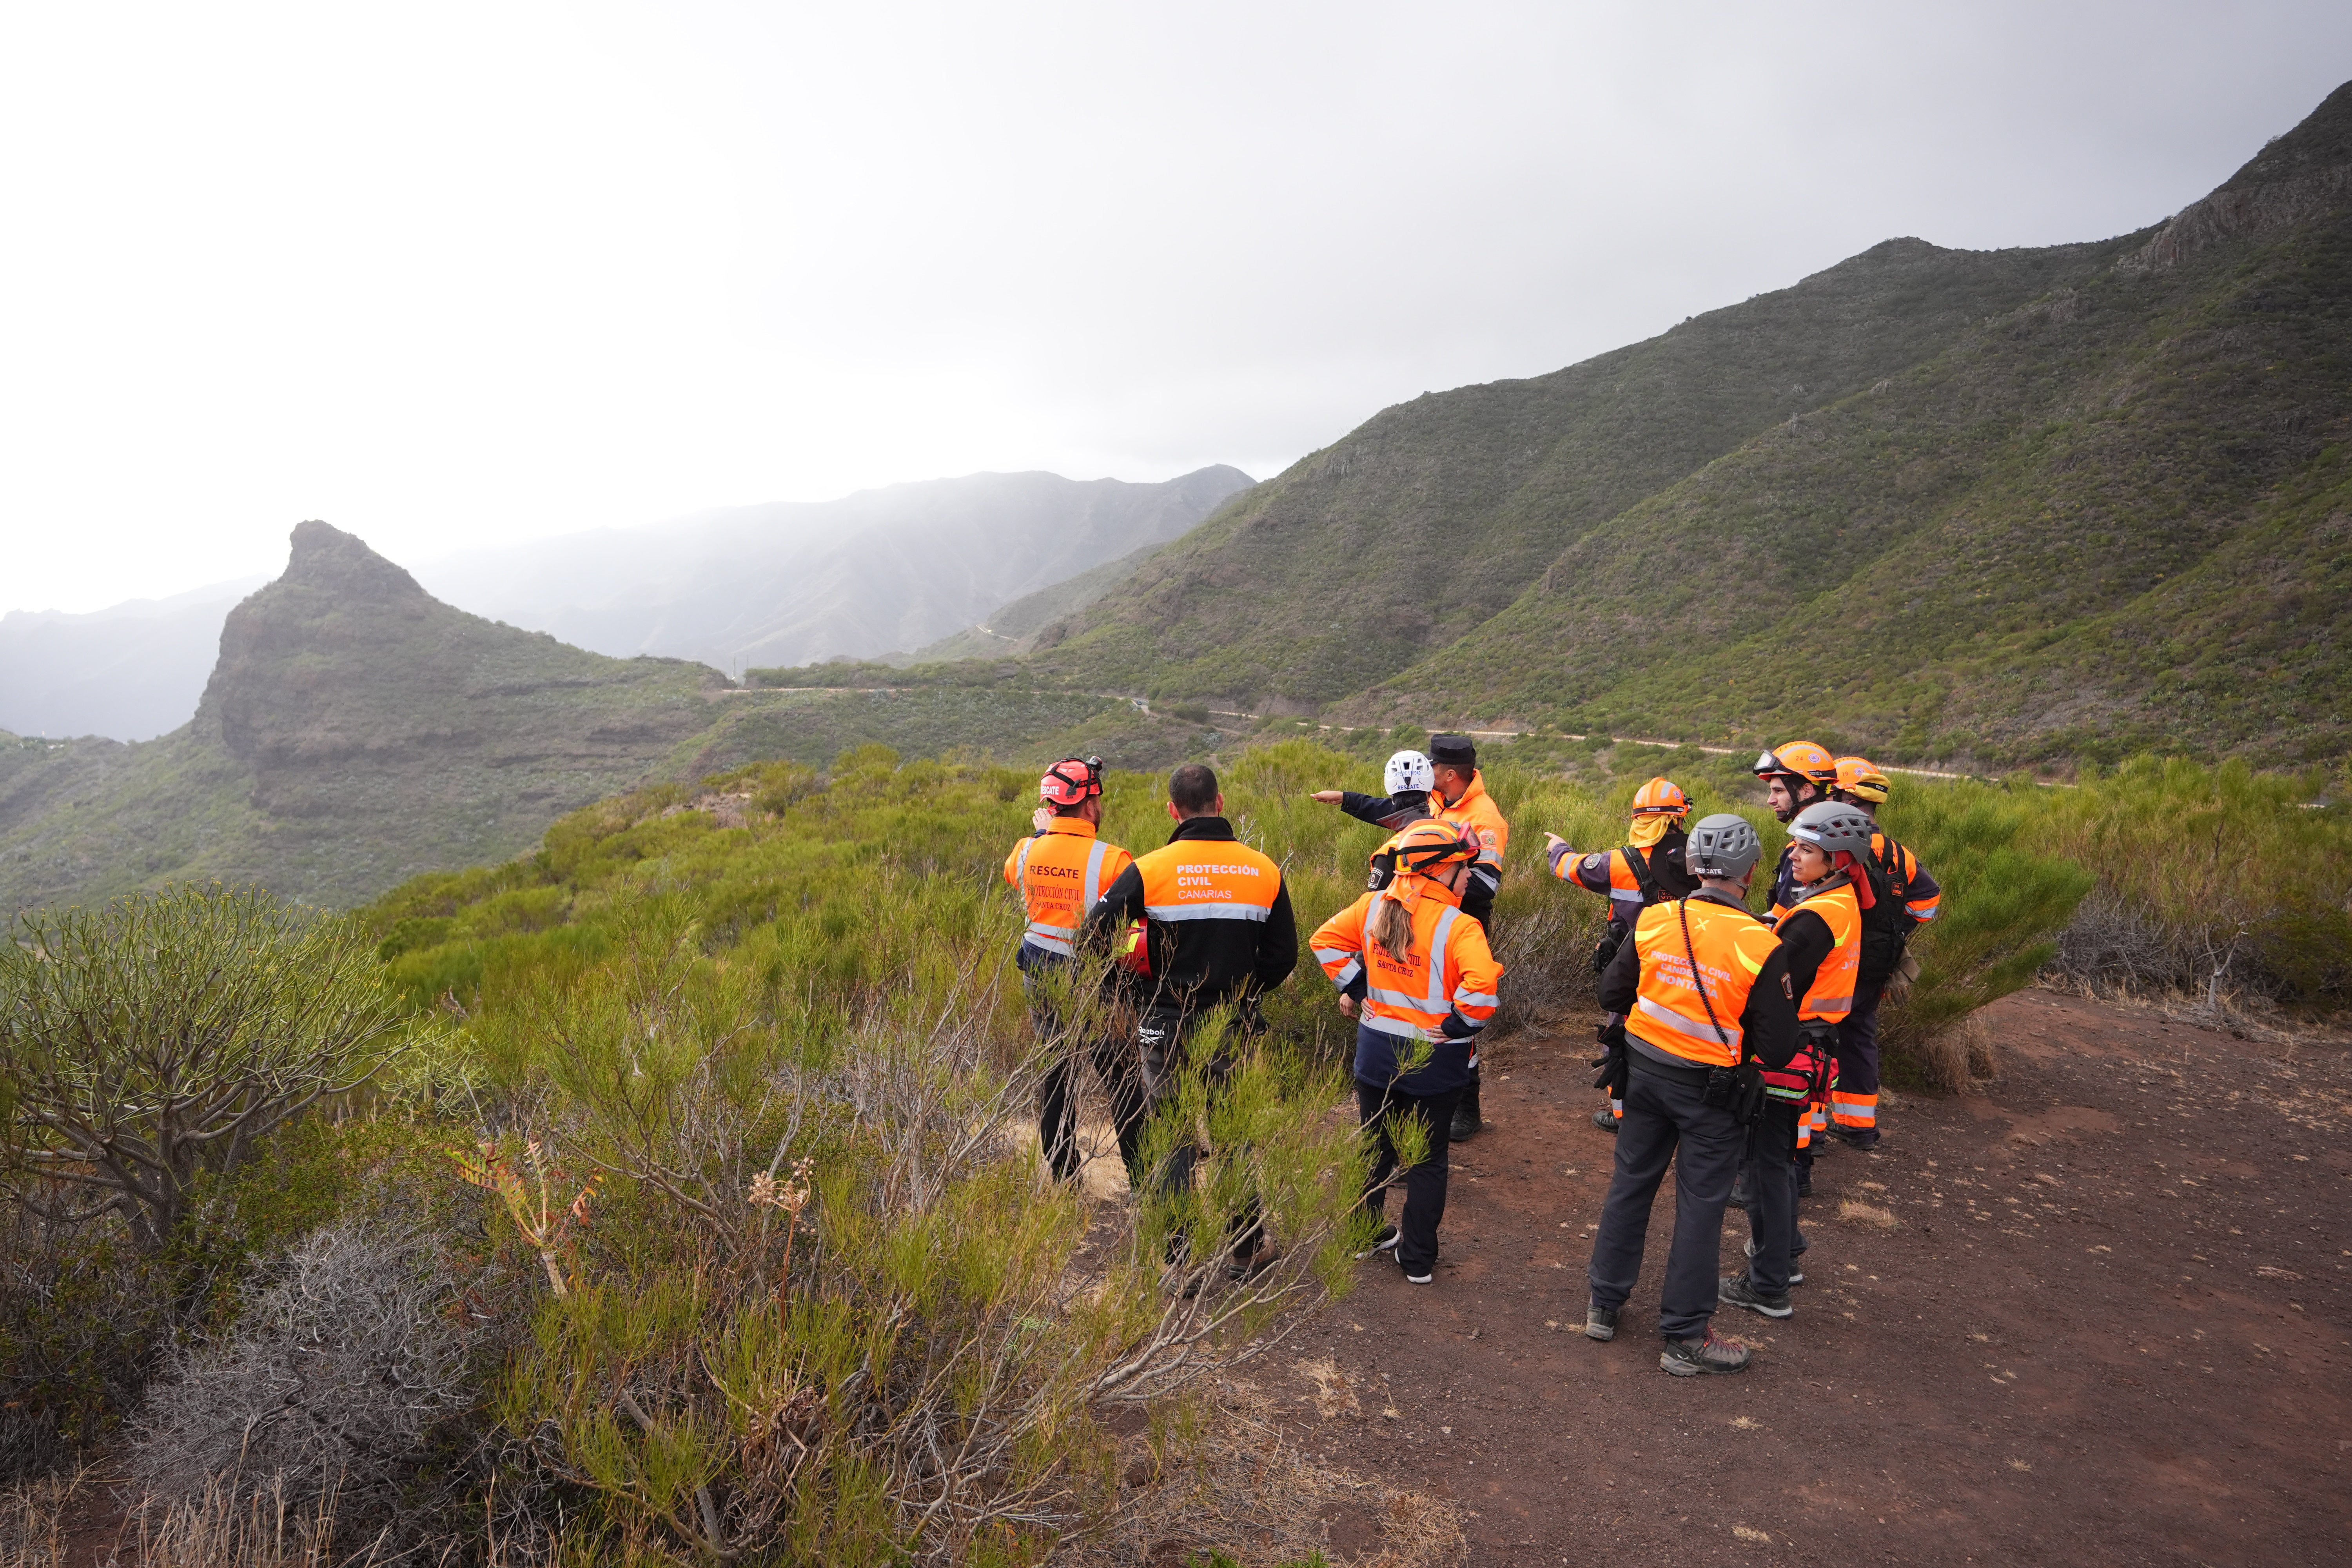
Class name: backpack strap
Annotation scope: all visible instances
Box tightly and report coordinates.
[1621,844,1664,904]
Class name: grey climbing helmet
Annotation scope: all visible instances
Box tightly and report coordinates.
[1684,813,1763,880]
[1787,799,1875,858]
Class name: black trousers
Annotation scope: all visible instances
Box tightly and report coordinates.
[1023,959,1147,1184]
[1355,1078,1464,1274]
[1140,1007,1262,1261]
[1588,1061,1744,1340]
[1037,1029,1148,1184]
[1744,1100,1804,1295]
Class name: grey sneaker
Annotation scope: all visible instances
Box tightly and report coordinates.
[1591,1106,1619,1133]
[1353,1223,1400,1260]
[1719,1271,1794,1319]
[1585,1302,1619,1341]
[1661,1330,1753,1376]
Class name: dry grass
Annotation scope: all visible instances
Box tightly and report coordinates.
[1059,1376,1465,1568]
[0,1472,347,1568]
[1837,1201,1899,1230]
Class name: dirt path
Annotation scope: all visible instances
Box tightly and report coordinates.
[1264,988,2352,1566]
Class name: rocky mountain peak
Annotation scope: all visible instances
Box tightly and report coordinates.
[281,520,427,603]
[2220,78,2352,193]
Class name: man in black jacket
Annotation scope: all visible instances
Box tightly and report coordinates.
[1080,763,1296,1278]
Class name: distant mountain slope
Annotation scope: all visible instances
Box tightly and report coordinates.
[415,466,1253,671]
[0,524,1197,915]
[907,534,1177,663]
[0,575,268,741]
[1027,240,2128,711]
[1361,80,2352,769]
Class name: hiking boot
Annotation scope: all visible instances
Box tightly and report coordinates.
[1719,1271,1794,1319]
[1449,1100,1480,1142]
[1795,1169,1813,1199]
[1585,1302,1619,1341]
[1726,1178,1751,1210]
[1354,1223,1400,1261]
[1591,1106,1619,1133]
[1744,1237,1804,1285]
[1228,1245,1280,1283]
[1833,1129,1880,1152]
[1660,1330,1752,1377]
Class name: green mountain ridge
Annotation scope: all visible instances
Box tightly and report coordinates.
[1023,81,2352,771]
[1362,84,2352,768]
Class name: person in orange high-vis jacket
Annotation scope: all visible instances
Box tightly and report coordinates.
[1589,814,1799,1375]
[1732,800,1872,1296]
[1004,757,1143,1185]
[1313,821,1503,1285]
[1823,757,1942,1152]
[1080,762,1296,1281]
[1425,734,1509,1143]
[1544,777,1697,1134]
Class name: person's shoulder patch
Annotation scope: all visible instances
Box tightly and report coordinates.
[1580,852,1609,876]
[1780,975,1793,999]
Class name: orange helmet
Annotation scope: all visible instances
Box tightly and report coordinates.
[1630,777,1690,818]
[1833,755,1891,804]
[1377,818,1482,878]
[1752,740,1837,786]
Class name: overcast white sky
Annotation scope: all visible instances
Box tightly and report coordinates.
[3,2,2347,615]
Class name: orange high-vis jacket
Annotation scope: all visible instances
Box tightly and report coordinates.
[1437,771,1510,878]
[1625,897,1783,1068]
[1784,880,1862,1023]
[1003,818,1132,958]
[1312,886,1504,1044]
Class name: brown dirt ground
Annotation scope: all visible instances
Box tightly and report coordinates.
[1261,987,2352,1567]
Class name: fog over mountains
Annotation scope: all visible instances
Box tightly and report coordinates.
[5,467,1251,741]
[0,576,269,742]
[411,465,1253,674]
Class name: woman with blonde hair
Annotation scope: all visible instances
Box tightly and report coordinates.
[1311,820,1504,1285]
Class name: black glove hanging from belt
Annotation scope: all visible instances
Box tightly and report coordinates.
[1590,1018,1628,1099]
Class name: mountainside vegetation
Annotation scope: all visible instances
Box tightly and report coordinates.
[1022,83,2352,773]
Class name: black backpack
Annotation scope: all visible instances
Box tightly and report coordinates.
[1855,840,1920,986]
[1588,846,1665,973]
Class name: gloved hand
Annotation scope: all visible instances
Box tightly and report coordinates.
[1590,1020,1628,1098]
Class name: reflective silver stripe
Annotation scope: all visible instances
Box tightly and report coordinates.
[1014,836,1035,898]
[1361,1018,1442,1044]
[1633,993,1742,1048]
[1145,902,1272,921]
[1311,946,1354,966]
[1454,989,1500,1009]
[1083,840,1109,909]
[1023,930,1075,957]
[1330,958,1363,988]
[1365,985,1431,1012]
[1426,907,1459,1011]
[1026,918,1078,938]
[1608,889,1645,904]
[1805,995,1853,1015]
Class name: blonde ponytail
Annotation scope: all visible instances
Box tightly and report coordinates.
[1367,892,1416,966]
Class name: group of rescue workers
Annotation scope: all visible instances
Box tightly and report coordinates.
[1002,735,1941,1376]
